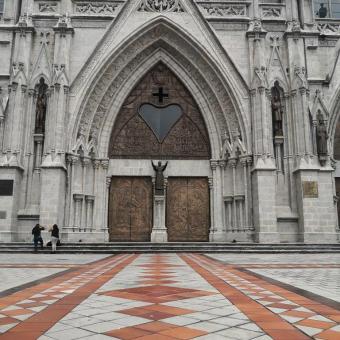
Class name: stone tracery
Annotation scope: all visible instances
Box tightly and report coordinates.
[138,0,184,13]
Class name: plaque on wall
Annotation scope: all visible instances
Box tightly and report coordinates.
[0,180,14,196]
[303,181,318,198]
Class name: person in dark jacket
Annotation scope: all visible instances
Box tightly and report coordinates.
[49,224,59,253]
[32,224,44,251]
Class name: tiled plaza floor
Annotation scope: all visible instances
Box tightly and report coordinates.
[0,253,339,339]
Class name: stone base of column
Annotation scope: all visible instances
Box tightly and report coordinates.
[151,228,168,242]
[209,230,227,242]
[151,195,168,243]
[61,228,109,243]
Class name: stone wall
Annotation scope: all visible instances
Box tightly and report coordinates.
[0,0,339,242]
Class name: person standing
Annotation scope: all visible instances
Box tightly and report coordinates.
[50,224,59,254]
[32,224,44,252]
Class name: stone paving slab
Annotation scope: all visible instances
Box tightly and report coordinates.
[0,254,110,265]
[0,253,338,339]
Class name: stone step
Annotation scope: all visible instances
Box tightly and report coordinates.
[0,242,339,253]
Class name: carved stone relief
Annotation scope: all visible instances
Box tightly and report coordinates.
[75,2,123,15]
[199,4,247,17]
[138,0,184,13]
[38,2,58,13]
[261,7,282,19]
[109,63,211,159]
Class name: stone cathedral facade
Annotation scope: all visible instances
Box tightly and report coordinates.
[0,0,340,243]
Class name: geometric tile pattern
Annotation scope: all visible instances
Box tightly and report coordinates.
[0,254,133,337]
[0,253,339,339]
[249,267,340,303]
[39,254,268,339]
[187,254,340,340]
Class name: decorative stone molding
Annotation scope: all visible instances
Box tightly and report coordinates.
[261,5,285,20]
[198,4,247,17]
[38,2,58,13]
[138,0,184,13]
[74,2,124,15]
[315,22,340,35]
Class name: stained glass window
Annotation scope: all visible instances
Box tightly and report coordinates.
[139,104,183,142]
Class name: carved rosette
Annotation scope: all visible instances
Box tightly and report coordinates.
[138,0,184,13]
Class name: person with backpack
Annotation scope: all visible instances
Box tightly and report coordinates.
[49,224,59,253]
[32,224,44,252]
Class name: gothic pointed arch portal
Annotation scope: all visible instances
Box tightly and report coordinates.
[109,63,211,159]
[108,63,211,242]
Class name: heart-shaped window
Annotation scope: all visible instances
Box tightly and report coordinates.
[139,103,183,142]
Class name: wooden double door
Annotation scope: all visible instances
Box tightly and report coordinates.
[109,177,153,242]
[109,176,210,242]
[166,177,210,242]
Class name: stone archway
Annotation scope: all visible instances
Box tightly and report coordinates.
[68,19,250,241]
[109,63,211,160]
[108,63,211,242]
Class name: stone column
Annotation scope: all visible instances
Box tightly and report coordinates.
[151,195,168,242]
[73,194,84,229]
[240,157,249,229]
[209,160,225,241]
[92,159,101,231]
[85,195,95,231]
[252,167,279,242]
[0,115,4,153]
[104,176,111,235]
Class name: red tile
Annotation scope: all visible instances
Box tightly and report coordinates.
[105,327,151,339]
[160,326,207,339]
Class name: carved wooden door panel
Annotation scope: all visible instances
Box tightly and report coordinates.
[167,178,210,242]
[109,177,152,242]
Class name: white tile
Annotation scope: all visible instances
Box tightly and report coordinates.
[189,321,228,332]
[14,313,35,321]
[238,323,264,332]
[80,335,119,340]
[309,315,334,322]
[217,327,263,339]
[185,312,219,321]
[162,315,200,326]
[81,321,125,333]
[280,314,304,323]
[330,324,340,331]
[0,323,18,333]
[43,328,94,340]
[212,317,247,327]
[295,325,322,336]
[46,323,74,333]
[60,316,102,328]
[195,335,230,340]
[93,312,126,322]
[114,316,150,327]
[29,305,47,312]
[207,306,240,316]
